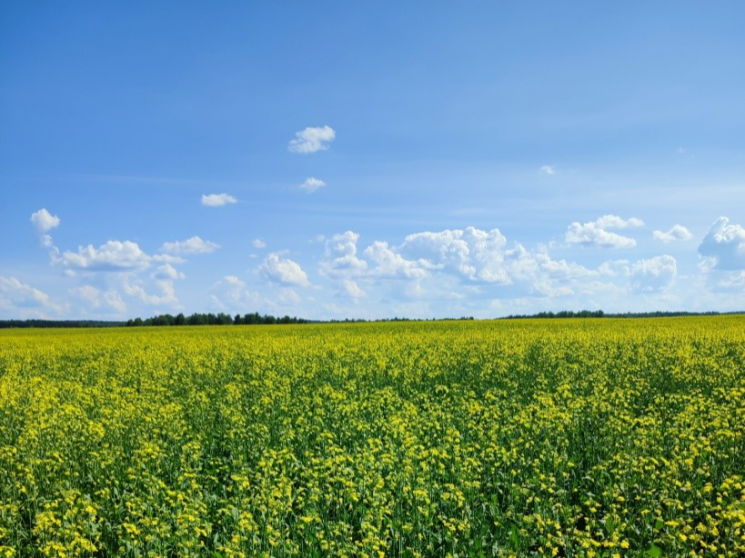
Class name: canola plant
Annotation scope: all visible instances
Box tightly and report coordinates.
[0,317,743,557]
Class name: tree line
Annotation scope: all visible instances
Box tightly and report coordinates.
[125,312,310,327]
[502,310,726,319]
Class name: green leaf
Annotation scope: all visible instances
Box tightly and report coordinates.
[645,544,663,558]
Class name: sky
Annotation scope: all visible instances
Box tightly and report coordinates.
[2,2,745,321]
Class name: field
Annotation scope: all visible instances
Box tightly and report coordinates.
[0,318,744,558]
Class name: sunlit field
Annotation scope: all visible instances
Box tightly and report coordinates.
[0,318,743,557]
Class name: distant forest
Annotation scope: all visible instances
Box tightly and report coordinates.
[125,312,309,327]
[502,310,728,319]
[0,310,737,328]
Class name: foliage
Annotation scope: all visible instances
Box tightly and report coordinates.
[0,317,744,557]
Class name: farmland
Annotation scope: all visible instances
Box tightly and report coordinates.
[0,318,744,557]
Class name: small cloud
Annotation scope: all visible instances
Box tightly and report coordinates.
[259,253,310,287]
[30,208,60,233]
[160,236,220,255]
[565,215,641,249]
[61,240,151,271]
[288,126,335,154]
[252,239,266,249]
[201,193,237,207]
[300,177,326,193]
[653,225,692,243]
[540,165,555,175]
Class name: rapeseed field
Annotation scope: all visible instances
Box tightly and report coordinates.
[0,318,743,557]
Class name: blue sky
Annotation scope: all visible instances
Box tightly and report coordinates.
[2,2,745,320]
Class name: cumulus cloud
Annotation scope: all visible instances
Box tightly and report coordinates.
[252,239,266,249]
[364,241,430,280]
[565,215,642,248]
[288,125,336,154]
[629,255,677,292]
[698,217,745,270]
[300,177,326,193]
[401,227,510,283]
[61,240,152,272]
[160,236,220,255]
[30,208,61,233]
[259,253,310,287]
[320,231,368,277]
[653,225,693,243]
[201,193,237,207]
[315,226,603,303]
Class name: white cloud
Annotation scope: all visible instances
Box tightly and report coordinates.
[61,240,152,271]
[318,232,370,299]
[401,227,510,283]
[151,264,185,281]
[698,217,745,270]
[30,208,61,233]
[363,241,429,280]
[288,125,336,154]
[300,177,326,193]
[0,276,55,310]
[320,231,368,277]
[565,216,641,248]
[160,236,220,255]
[201,193,237,207]
[252,239,266,249]
[629,255,677,292]
[540,165,555,175]
[653,225,693,243]
[259,253,310,287]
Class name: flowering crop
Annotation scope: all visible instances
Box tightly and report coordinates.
[0,317,744,557]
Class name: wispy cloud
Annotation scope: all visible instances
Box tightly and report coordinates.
[540,165,555,175]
